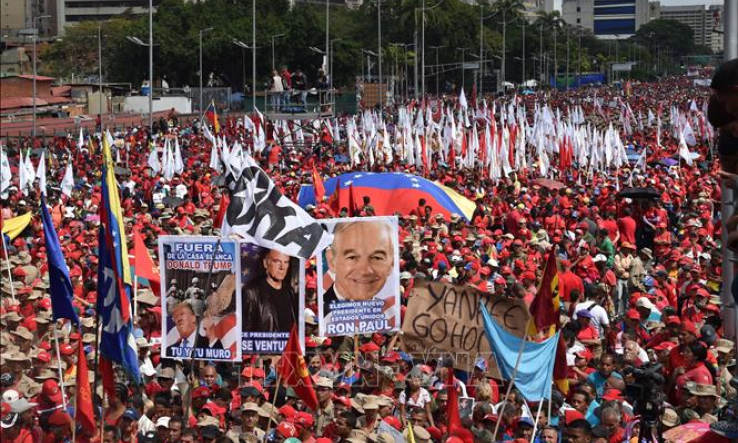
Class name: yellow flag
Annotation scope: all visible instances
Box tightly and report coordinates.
[2,212,32,241]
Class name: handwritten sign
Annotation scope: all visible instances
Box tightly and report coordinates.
[401,280,529,371]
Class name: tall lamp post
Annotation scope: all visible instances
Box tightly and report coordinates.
[270,33,285,71]
[199,27,214,113]
[125,35,156,127]
[428,45,444,94]
[456,47,469,90]
[32,14,50,138]
[233,38,258,107]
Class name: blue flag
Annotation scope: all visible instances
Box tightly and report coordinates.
[97,135,141,384]
[40,195,79,326]
[480,300,558,401]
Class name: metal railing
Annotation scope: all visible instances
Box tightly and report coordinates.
[262,89,336,117]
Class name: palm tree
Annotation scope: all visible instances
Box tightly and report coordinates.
[493,0,525,84]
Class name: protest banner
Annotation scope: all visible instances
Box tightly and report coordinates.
[240,241,304,354]
[401,280,529,371]
[159,236,241,361]
[317,216,401,337]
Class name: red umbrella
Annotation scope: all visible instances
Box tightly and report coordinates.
[534,178,566,190]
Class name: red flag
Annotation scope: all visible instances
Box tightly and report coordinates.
[214,194,230,230]
[328,179,341,214]
[445,367,462,432]
[554,333,569,395]
[528,249,560,336]
[348,183,359,216]
[448,140,456,169]
[99,356,116,402]
[278,326,319,411]
[312,166,325,202]
[132,228,160,295]
[75,339,95,434]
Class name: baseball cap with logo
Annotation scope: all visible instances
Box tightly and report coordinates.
[41,380,63,404]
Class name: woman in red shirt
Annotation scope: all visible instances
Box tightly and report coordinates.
[673,341,716,402]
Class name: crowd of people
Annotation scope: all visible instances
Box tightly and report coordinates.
[1,60,738,443]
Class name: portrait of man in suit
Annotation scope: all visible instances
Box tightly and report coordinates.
[169,301,197,354]
[323,220,395,317]
[242,249,297,334]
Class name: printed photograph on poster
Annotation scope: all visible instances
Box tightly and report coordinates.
[317,216,400,336]
[241,242,301,354]
[159,236,241,361]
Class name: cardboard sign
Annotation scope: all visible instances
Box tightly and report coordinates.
[401,280,529,371]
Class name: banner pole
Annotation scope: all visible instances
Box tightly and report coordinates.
[53,325,69,410]
[1,232,16,303]
[492,317,531,441]
[530,398,545,442]
[262,372,282,443]
[186,237,222,423]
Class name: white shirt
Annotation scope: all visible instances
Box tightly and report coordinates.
[572,301,610,336]
[399,388,431,409]
[175,183,188,199]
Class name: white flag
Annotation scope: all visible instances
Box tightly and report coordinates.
[678,132,694,166]
[173,137,184,174]
[23,150,36,192]
[0,146,11,198]
[61,161,74,197]
[221,154,332,260]
[77,127,85,150]
[458,88,468,109]
[36,151,47,196]
[148,144,161,173]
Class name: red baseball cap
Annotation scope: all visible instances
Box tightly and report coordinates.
[682,320,699,336]
[59,344,74,356]
[42,380,63,404]
[602,389,624,401]
[279,405,297,419]
[34,351,51,363]
[275,422,299,438]
[382,416,402,431]
[192,386,211,399]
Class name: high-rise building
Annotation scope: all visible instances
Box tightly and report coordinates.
[53,0,155,36]
[659,4,723,51]
[561,0,650,39]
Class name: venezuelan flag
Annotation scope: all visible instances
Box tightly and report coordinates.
[323,172,475,221]
[204,100,220,134]
[97,133,140,388]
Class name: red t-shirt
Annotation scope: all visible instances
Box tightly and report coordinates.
[617,216,637,245]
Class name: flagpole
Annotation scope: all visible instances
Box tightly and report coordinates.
[0,232,16,303]
[262,372,282,443]
[530,398,545,443]
[492,316,531,442]
[186,237,222,423]
[133,275,138,318]
[53,324,69,410]
[71,382,78,443]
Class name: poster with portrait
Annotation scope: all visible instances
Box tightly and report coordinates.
[240,241,304,354]
[317,216,400,337]
[159,236,241,361]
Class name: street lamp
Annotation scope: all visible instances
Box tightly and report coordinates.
[428,45,444,95]
[270,33,285,71]
[456,47,469,90]
[125,35,156,128]
[32,14,50,138]
[199,27,213,113]
[232,38,258,104]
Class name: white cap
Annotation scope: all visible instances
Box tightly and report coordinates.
[2,389,20,403]
[593,254,607,263]
[636,297,655,310]
[156,417,171,428]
